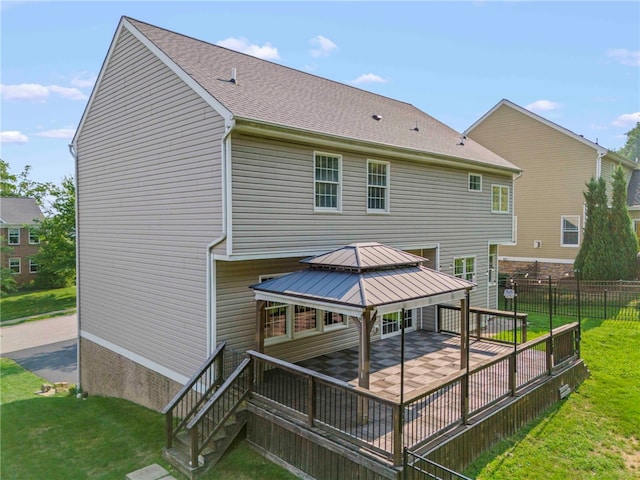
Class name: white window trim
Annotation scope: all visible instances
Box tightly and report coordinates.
[491,184,510,214]
[9,257,20,274]
[314,151,342,213]
[29,229,40,244]
[8,228,20,245]
[468,173,482,192]
[561,215,581,247]
[453,256,476,282]
[366,159,390,214]
[29,259,39,273]
[488,251,497,286]
[380,309,415,339]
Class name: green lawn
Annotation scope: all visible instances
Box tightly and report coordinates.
[0,286,76,323]
[465,316,640,479]
[0,357,297,480]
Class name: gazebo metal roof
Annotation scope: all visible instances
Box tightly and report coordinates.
[250,243,475,316]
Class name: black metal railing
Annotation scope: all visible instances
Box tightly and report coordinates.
[438,305,528,344]
[404,448,473,480]
[500,279,640,321]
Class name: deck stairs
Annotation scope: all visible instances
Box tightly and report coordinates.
[162,343,252,479]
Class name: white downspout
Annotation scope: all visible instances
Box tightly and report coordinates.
[68,143,81,390]
[206,119,235,354]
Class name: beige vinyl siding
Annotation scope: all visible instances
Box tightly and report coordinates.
[468,104,597,262]
[216,257,363,363]
[76,29,225,378]
[229,134,511,307]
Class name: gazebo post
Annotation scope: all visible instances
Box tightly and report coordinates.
[355,307,375,424]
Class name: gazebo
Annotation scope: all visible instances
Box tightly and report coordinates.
[250,242,476,391]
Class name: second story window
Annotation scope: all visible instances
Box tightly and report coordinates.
[469,173,482,191]
[29,230,40,244]
[367,160,390,213]
[491,185,509,213]
[314,152,341,212]
[8,228,20,245]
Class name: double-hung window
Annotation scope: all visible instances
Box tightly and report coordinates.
[491,185,509,213]
[367,160,389,212]
[469,173,482,192]
[314,152,341,211]
[29,230,40,244]
[561,215,580,246]
[8,228,20,245]
[9,258,20,274]
[454,257,475,281]
[29,259,39,273]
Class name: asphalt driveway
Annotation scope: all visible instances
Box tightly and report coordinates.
[1,314,78,385]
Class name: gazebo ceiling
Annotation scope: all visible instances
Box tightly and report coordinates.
[250,243,475,316]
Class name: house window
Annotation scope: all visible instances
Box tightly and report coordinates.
[264,301,289,341]
[8,228,20,245]
[9,257,20,274]
[323,311,346,330]
[29,230,40,244]
[561,215,580,246]
[314,152,341,211]
[29,259,39,273]
[367,160,390,212]
[294,305,318,334]
[454,257,475,281]
[491,185,509,213]
[469,174,482,191]
[381,310,413,337]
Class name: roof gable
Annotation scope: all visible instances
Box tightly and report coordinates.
[0,197,44,225]
[74,17,519,174]
[466,99,637,169]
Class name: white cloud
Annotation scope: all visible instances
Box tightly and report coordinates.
[612,112,640,128]
[351,73,388,85]
[71,73,97,88]
[216,37,280,60]
[309,35,337,58]
[606,49,640,67]
[0,131,29,144]
[0,83,87,101]
[34,128,76,139]
[525,100,561,113]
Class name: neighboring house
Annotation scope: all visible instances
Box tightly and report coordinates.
[72,17,521,412]
[466,99,639,279]
[0,197,44,287]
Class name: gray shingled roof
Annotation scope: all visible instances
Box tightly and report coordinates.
[0,197,44,225]
[125,17,520,173]
[628,170,640,207]
[251,243,474,311]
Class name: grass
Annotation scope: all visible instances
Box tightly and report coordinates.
[464,316,640,480]
[0,286,76,324]
[0,357,298,480]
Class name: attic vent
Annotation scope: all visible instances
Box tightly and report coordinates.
[372,114,382,121]
[230,68,237,84]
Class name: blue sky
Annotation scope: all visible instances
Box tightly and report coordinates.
[1,1,639,185]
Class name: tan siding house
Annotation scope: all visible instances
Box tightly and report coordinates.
[466,99,639,278]
[72,17,520,411]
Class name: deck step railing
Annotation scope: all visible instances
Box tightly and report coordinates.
[162,342,227,449]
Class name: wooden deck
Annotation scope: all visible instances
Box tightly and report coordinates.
[297,330,516,398]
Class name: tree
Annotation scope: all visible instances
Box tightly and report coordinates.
[1,159,55,207]
[574,177,612,280]
[0,237,17,296]
[617,122,640,162]
[609,166,639,279]
[31,176,76,288]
